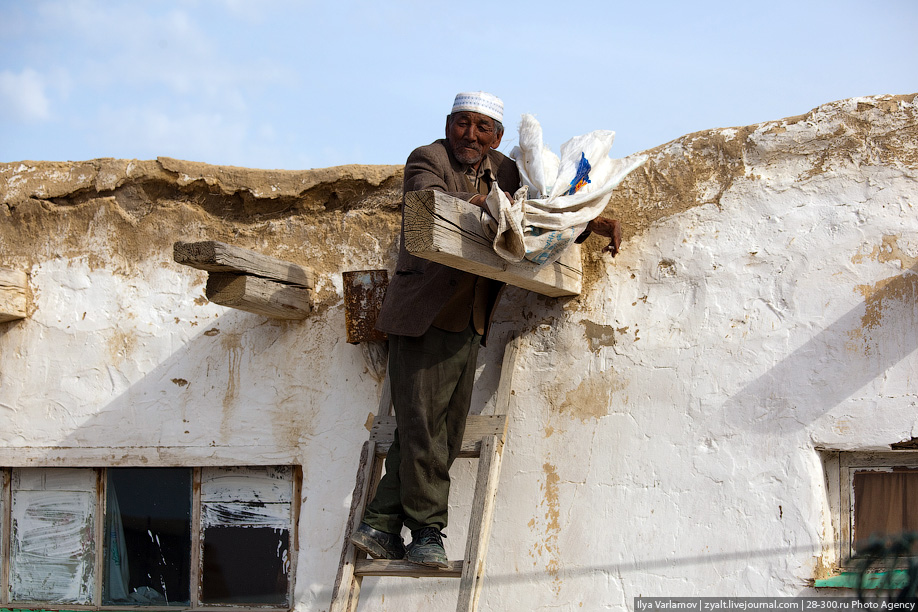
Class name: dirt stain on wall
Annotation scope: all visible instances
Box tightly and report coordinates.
[856,272,918,332]
[220,331,243,439]
[852,234,918,270]
[527,462,563,595]
[106,330,137,365]
[848,235,918,353]
[581,320,617,352]
[553,368,626,422]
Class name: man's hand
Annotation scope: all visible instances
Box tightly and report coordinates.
[470,191,513,209]
[585,217,622,257]
[470,194,487,208]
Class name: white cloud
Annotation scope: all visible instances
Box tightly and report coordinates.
[0,68,51,122]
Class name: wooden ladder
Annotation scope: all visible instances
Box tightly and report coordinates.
[329,335,522,612]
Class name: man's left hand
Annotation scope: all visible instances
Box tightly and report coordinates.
[586,217,622,257]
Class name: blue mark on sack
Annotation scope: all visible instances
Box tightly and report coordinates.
[567,152,591,196]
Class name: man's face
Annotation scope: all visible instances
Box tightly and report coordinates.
[445,111,503,167]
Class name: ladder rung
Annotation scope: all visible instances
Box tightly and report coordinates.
[355,558,464,578]
[371,415,507,458]
[376,446,484,459]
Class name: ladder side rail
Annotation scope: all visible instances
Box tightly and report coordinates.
[492,333,523,417]
[329,439,378,612]
[456,434,505,612]
[455,334,523,611]
[329,361,392,612]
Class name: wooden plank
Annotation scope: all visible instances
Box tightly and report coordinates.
[355,558,463,578]
[173,240,315,289]
[205,273,311,320]
[456,336,522,611]
[0,269,27,323]
[457,435,504,612]
[493,334,524,417]
[366,372,393,504]
[403,190,582,298]
[190,469,202,612]
[369,415,507,458]
[329,441,377,612]
[287,466,303,609]
[378,364,393,417]
[1,470,11,604]
[329,371,392,612]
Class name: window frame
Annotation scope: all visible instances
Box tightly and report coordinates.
[1,467,10,603]
[0,466,300,612]
[821,450,918,571]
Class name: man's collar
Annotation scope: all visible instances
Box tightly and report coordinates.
[464,152,494,178]
[477,153,494,177]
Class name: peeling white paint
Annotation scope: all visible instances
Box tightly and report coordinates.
[201,466,293,502]
[202,502,291,529]
[201,466,293,530]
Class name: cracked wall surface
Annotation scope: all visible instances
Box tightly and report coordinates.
[1,93,917,610]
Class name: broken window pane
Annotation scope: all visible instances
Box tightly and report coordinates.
[200,466,293,605]
[103,468,192,606]
[10,468,96,604]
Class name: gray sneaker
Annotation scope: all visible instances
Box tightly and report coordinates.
[405,527,448,568]
[349,522,406,560]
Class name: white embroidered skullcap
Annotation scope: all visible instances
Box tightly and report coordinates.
[451,91,504,123]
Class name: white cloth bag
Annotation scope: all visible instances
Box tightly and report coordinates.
[481,114,647,264]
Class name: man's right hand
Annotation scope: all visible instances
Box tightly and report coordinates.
[470,191,513,209]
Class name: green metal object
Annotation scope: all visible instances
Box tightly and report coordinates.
[815,570,912,589]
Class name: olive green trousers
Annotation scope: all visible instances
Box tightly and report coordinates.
[362,324,481,534]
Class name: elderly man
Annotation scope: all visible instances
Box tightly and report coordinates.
[350,92,622,568]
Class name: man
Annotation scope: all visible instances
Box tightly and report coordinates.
[350,92,622,568]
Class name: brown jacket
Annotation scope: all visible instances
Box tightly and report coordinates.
[375,139,521,339]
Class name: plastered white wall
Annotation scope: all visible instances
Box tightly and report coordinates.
[1,95,916,610]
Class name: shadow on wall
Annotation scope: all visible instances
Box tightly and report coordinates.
[0,318,21,342]
[60,307,350,459]
[724,263,918,434]
[5,292,366,465]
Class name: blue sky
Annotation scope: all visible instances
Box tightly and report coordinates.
[1,0,916,170]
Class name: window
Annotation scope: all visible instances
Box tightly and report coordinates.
[821,451,918,569]
[0,466,298,609]
[104,468,192,605]
[852,470,918,551]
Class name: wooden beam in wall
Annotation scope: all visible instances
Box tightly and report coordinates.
[174,240,315,290]
[402,190,582,298]
[174,241,314,320]
[0,269,28,323]
[205,273,312,320]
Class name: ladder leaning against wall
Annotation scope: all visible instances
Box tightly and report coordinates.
[329,334,523,612]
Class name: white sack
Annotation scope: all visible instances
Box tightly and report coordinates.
[480,183,527,262]
[482,114,647,265]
